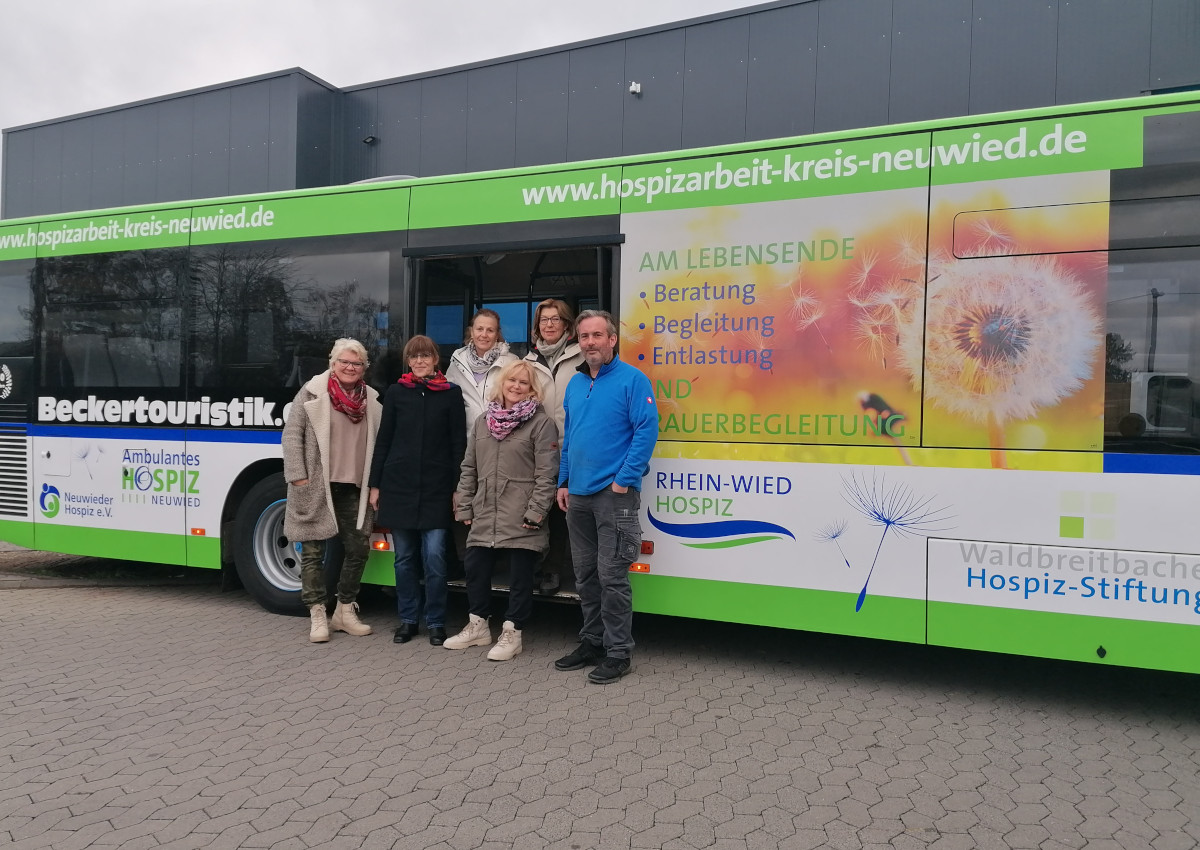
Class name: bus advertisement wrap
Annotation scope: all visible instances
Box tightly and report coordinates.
[623,170,1108,457]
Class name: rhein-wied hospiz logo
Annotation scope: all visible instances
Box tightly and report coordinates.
[39,484,61,518]
[647,512,796,549]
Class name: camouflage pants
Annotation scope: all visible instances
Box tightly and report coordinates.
[299,482,370,607]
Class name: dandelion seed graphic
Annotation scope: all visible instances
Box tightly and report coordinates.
[971,217,1012,251]
[620,321,644,346]
[741,329,773,374]
[854,307,893,369]
[815,519,852,569]
[850,249,880,291]
[896,255,1099,467]
[895,233,927,269]
[843,471,953,612]
[789,285,832,351]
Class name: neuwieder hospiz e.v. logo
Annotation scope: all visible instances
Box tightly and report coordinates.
[39,484,61,518]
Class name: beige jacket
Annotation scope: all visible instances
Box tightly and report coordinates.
[281,370,381,541]
[523,340,584,437]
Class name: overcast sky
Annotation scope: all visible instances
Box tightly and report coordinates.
[1,0,768,135]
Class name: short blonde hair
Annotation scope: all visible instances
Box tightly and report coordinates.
[486,360,541,404]
[329,338,369,368]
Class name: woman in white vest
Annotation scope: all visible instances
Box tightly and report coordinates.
[522,299,584,594]
[446,309,518,426]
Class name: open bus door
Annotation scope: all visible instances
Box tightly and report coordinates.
[409,241,618,597]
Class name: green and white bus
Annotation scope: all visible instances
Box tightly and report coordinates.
[3,91,1200,674]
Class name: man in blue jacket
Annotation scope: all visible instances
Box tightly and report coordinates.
[554,310,658,683]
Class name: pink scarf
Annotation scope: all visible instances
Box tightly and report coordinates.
[485,398,539,440]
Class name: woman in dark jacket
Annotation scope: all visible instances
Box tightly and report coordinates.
[368,336,467,646]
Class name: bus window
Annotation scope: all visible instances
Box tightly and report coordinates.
[39,251,185,389]
[188,234,396,393]
[1105,249,1200,447]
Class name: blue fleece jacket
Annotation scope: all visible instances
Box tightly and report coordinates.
[558,356,658,495]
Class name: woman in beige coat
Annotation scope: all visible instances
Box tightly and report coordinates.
[445,360,559,660]
[522,298,584,594]
[282,338,381,643]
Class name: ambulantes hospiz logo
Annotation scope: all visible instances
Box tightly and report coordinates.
[39,484,61,518]
[0,364,12,400]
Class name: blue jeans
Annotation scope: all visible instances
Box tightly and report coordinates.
[392,528,449,628]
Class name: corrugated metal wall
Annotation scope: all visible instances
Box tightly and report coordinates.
[4,0,1199,219]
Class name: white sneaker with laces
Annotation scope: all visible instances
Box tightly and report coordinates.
[444,613,491,650]
[487,621,523,661]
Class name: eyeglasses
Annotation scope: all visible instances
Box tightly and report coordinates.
[409,353,435,360]
[335,358,366,369]
[538,316,564,326]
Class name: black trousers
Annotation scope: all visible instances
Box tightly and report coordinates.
[464,546,539,629]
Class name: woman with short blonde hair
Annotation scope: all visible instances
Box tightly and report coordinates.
[447,356,559,660]
[282,337,381,643]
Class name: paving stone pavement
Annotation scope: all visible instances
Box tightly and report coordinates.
[1,580,1197,850]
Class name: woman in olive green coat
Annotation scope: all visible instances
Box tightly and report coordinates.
[446,360,559,661]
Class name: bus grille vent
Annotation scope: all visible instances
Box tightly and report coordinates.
[0,428,30,519]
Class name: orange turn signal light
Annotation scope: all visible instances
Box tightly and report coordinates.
[629,562,650,573]
[190,528,206,536]
[373,539,391,551]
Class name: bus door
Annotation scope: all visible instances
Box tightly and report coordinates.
[410,241,617,593]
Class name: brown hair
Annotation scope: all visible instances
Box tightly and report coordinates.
[402,335,440,363]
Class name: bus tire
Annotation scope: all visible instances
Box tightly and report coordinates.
[233,474,306,616]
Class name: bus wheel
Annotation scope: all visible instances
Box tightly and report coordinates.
[233,474,305,615]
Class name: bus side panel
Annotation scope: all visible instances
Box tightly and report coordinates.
[31,430,188,566]
[183,433,283,569]
[927,603,1200,675]
[632,574,927,643]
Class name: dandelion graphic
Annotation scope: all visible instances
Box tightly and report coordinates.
[788,282,832,352]
[740,329,773,374]
[619,320,644,346]
[854,306,893,369]
[970,217,1012,252]
[843,470,953,612]
[815,519,852,569]
[896,255,1099,467]
[850,248,880,291]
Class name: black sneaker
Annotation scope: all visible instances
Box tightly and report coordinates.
[588,656,631,684]
[554,641,604,671]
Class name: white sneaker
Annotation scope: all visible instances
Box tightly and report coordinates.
[487,621,523,661]
[443,614,491,650]
[309,604,330,643]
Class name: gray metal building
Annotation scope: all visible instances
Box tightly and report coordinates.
[3,0,1199,220]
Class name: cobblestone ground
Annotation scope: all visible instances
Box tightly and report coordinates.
[1,580,1197,850]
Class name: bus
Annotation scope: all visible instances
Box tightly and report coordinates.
[2,91,1200,675]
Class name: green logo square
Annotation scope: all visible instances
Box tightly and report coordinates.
[1060,516,1085,538]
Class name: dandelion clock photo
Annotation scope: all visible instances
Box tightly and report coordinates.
[908,174,1108,463]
